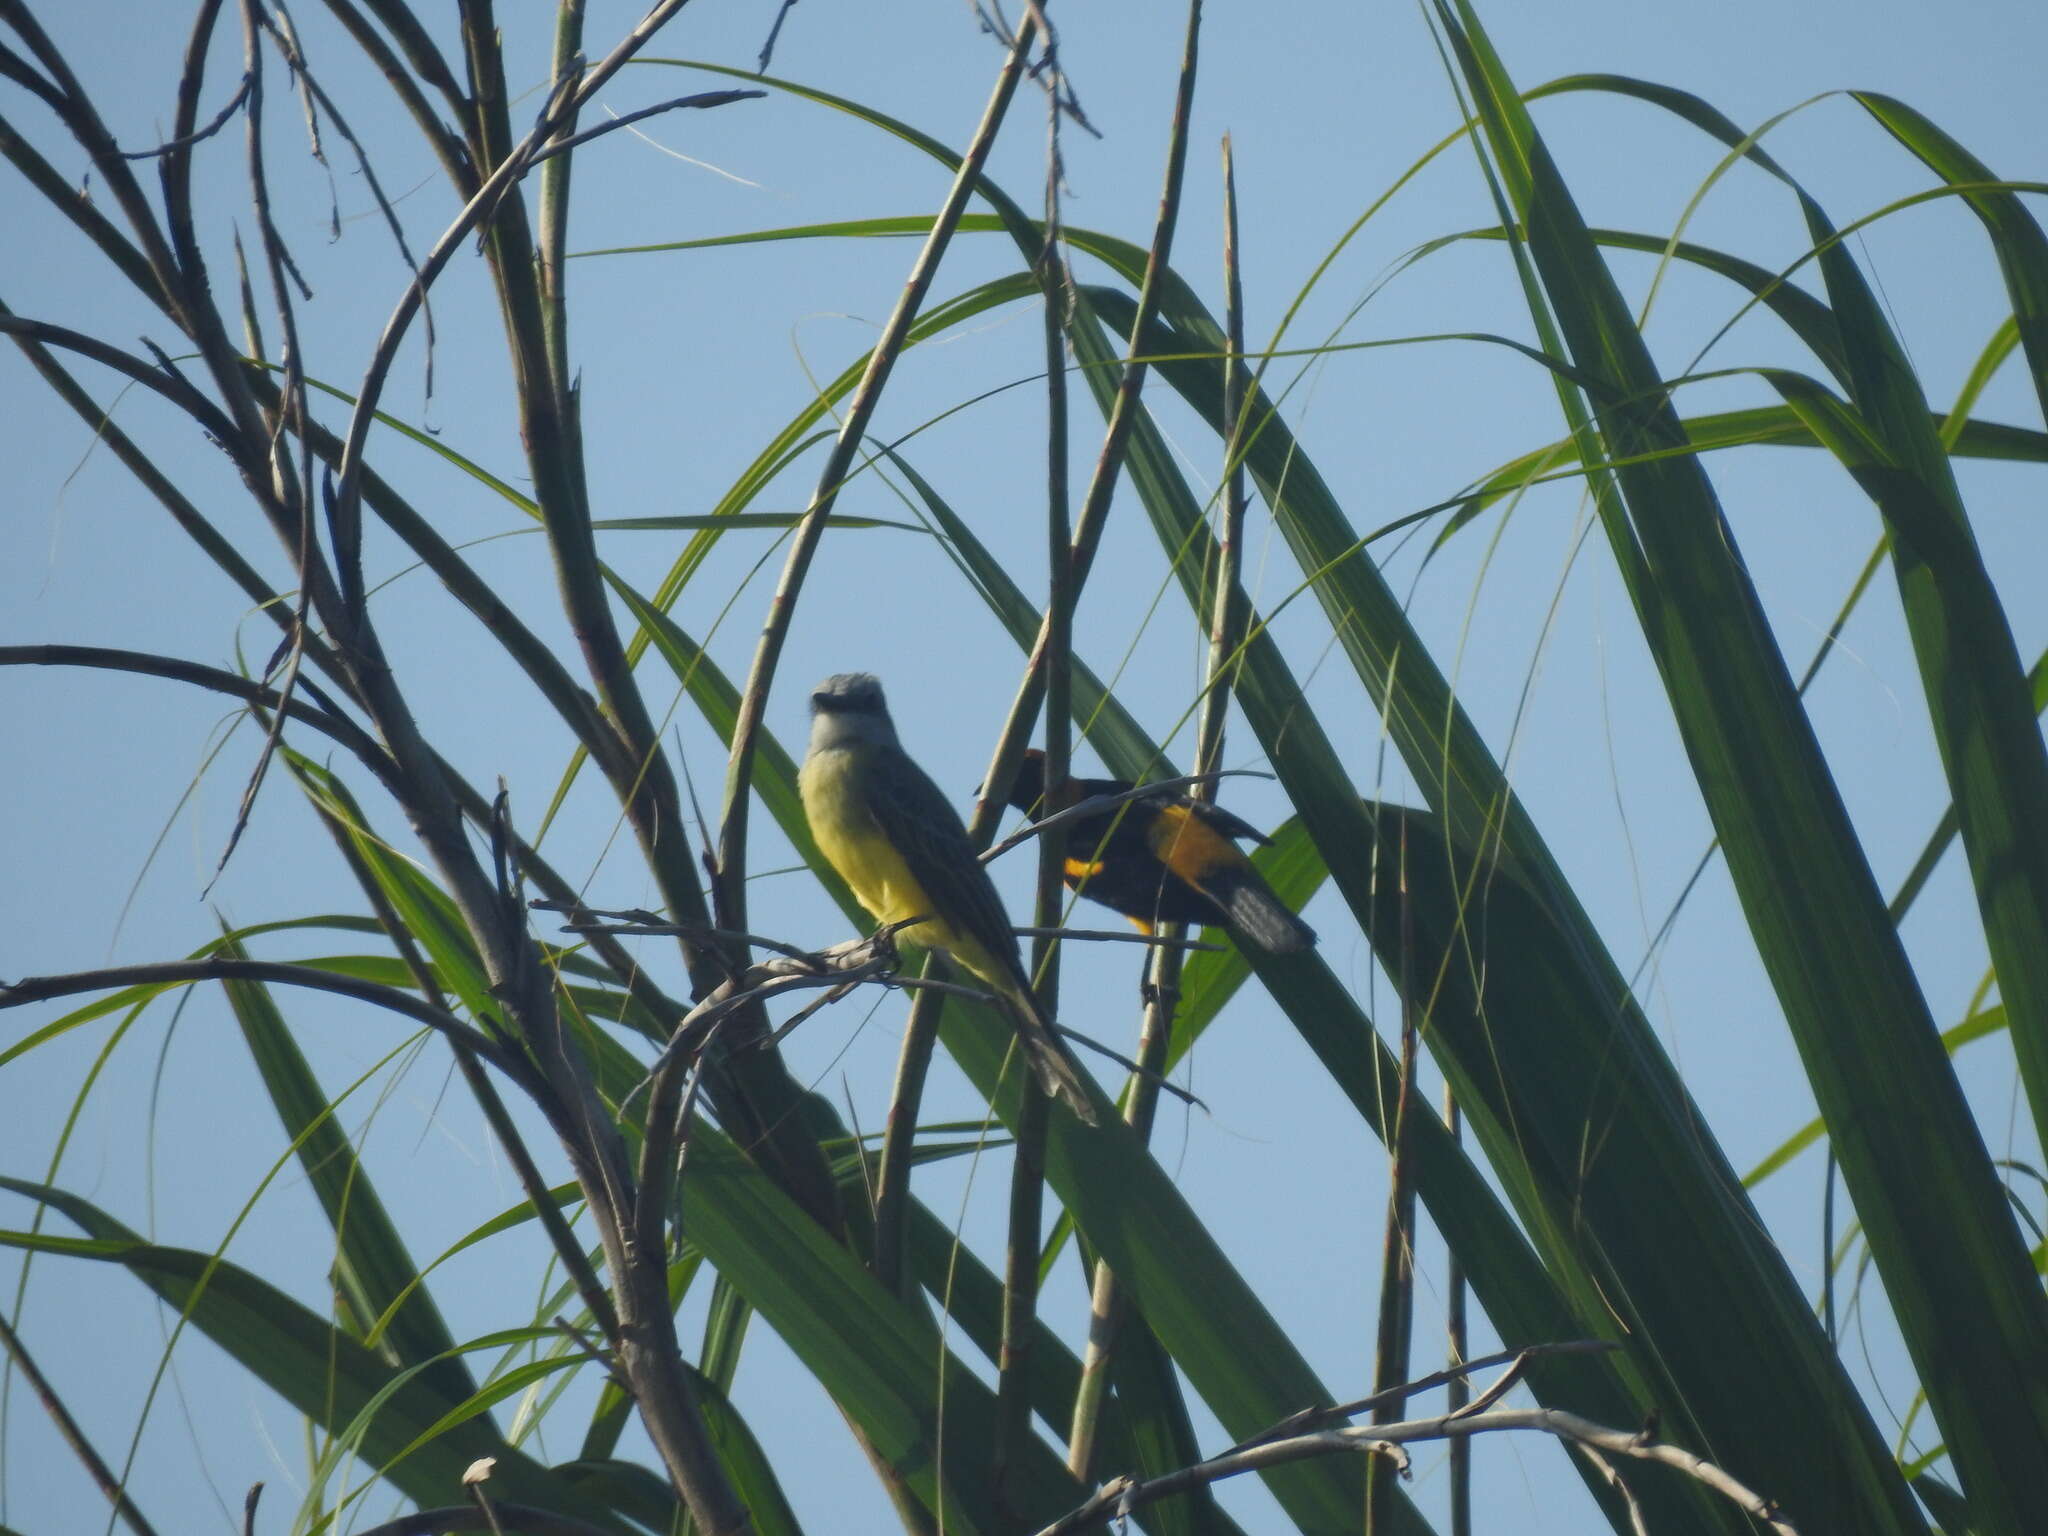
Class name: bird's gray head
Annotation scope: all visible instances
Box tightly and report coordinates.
[810,672,888,717]
[807,672,898,751]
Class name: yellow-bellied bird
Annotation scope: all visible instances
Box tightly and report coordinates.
[1007,748,1316,954]
[799,675,1096,1122]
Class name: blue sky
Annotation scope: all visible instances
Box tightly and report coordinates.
[4,0,2045,1531]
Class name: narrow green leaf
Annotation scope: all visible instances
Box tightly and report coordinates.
[1443,21,2048,1527]
[0,1181,623,1530]
[673,1130,1080,1536]
[1746,1005,2011,1187]
[899,1204,1247,1536]
[215,937,476,1405]
[930,996,1427,1535]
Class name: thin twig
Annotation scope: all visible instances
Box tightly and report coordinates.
[0,959,518,1070]
[1233,1340,1617,1452]
[0,314,239,438]
[533,900,816,962]
[1573,1442,1653,1536]
[1011,926,1223,951]
[550,1315,624,1387]
[116,70,250,158]
[326,0,726,585]
[0,644,397,787]
[525,90,764,166]
[1050,1026,1205,1112]
[1443,1085,1472,1536]
[1001,87,1073,1507]
[755,0,800,72]
[1035,1399,1799,1536]
[1368,817,1420,1533]
[252,10,440,399]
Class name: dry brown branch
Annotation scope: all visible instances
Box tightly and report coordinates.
[1035,1349,1800,1536]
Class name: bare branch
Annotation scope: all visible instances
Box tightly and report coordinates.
[525,89,766,166]
[328,0,750,602]
[0,959,520,1080]
[0,312,239,439]
[713,4,1043,938]
[116,70,251,159]
[1034,1360,1800,1536]
[0,644,397,788]
[1229,1339,1617,1451]
[1010,926,1223,951]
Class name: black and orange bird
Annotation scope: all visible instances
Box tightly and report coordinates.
[1005,748,1316,954]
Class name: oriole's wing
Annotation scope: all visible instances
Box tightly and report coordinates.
[1183,795,1272,847]
[867,745,1030,985]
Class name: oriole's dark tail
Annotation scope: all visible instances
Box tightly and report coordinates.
[1209,866,1317,953]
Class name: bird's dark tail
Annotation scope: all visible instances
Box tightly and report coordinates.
[1210,866,1317,953]
[997,987,1099,1124]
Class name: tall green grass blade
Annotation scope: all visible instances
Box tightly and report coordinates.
[1105,1313,1240,1536]
[1437,401,2047,548]
[680,1361,805,1536]
[214,938,475,1405]
[1572,70,2048,1177]
[930,996,1429,1535]
[901,1204,1246,1536]
[1849,95,2048,426]
[1441,13,2048,1526]
[285,754,497,1024]
[1746,1006,2011,1188]
[1078,270,1893,1530]
[0,1180,622,1530]
[894,447,1687,1525]
[673,1129,1078,1535]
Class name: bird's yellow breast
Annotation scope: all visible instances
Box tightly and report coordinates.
[800,746,970,958]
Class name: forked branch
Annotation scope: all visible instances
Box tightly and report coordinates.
[1035,1346,1800,1536]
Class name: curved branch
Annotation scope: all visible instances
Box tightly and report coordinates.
[0,644,400,790]
[0,313,239,441]
[1037,1402,1799,1536]
[0,959,519,1080]
[525,89,766,167]
[118,70,249,159]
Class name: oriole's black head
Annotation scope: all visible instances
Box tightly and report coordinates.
[1006,748,1049,814]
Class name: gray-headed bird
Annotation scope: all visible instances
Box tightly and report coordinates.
[798,673,1096,1123]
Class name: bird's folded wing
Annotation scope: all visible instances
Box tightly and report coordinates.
[869,750,1026,976]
